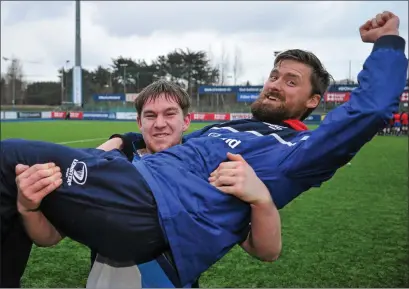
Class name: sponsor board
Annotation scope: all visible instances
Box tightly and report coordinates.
[189,113,230,121]
[93,94,125,101]
[324,92,350,102]
[18,112,41,119]
[198,85,263,94]
[116,112,138,120]
[237,93,259,102]
[83,112,116,120]
[4,111,17,119]
[230,113,252,120]
[42,111,52,119]
[52,111,67,119]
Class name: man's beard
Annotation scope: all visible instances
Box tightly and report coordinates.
[250,92,292,124]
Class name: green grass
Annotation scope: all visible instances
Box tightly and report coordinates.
[1,120,408,288]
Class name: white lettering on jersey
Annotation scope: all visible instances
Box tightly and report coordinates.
[263,122,286,131]
[66,159,88,186]
[207,125,310,147]
[221,138,242,149]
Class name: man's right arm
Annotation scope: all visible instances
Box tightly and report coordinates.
[16,163,64,247]
[280,36,407,190]
[19,211,64,247]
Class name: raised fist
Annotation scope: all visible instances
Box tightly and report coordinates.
[359,11,399,43]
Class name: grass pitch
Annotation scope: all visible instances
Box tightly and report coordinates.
[1,120,408,288]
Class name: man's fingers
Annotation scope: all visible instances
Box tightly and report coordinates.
[371,17,379,29]
[17,163,56,180]
[375,13,385,26]
[218,161,240,170]
[215,168,237,177]
[226,152,246,163]
[37,178,63,200]
[15,164,29,175]
[28,172,63,194]
[213,176,237,187]
[359,20,372,33]
[24,166,61,188]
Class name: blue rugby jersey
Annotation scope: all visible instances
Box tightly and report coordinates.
[125,36,407,286]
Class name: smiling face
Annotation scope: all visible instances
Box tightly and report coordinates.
[251,49,331,123]
[251,59,321,123]
[137,93,190,154]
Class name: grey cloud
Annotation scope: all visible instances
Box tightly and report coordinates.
[90,1,336,37]
[90,1,408,39]
[1,1,72,26]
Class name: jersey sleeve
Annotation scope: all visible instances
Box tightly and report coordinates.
[280,35,407,186]
[109,132,145,161]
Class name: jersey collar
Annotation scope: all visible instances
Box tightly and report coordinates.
[282,119,308,131]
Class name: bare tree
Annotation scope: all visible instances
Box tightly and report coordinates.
[219,43,230,85]
[4,57,25,105]
[232,46,243,85]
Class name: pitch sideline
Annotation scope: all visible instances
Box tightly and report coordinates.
[56,137,108,145]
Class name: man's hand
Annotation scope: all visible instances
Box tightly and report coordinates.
[16,163,62,213]
[209,152,271,206]
[360,11,399,43]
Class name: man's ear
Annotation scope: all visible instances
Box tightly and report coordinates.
[137,116,142,129]
[306,94,321,109]
[182,114,191,132]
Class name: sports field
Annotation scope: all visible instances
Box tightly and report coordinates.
[1,120,408,288]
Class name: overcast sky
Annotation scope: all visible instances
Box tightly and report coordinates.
[1,1,408,86]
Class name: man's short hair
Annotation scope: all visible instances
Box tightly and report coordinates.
[274,49,333,120]
[135,80,191,117]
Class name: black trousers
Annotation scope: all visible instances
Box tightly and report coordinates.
[0,139,167,287]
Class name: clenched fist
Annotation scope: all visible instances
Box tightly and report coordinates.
[360,11,399,43]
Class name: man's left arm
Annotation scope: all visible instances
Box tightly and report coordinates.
[209,153,282,261]
[240,199,281,262]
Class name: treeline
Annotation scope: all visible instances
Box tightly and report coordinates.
[1,48,245,107]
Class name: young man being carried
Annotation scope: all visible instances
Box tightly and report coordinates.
[5,82,281,288]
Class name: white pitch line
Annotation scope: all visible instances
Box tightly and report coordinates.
[56,138,107,145]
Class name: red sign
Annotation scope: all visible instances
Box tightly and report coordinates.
[324,92,350,102]
[213,113,230,121]
[52,111,67,119]
[401,91,408,102]
[189,113,230,121]
[70,111,84,119]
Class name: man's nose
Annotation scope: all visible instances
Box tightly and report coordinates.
[154,115,166,128]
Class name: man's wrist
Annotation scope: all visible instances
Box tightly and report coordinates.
[250,192,275,208]
[19,207,41,215]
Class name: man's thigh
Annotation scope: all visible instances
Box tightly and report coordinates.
[0,220,33,288]
[1,139,166,263]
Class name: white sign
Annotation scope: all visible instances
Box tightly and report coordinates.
[5,111,17,119]
[116,112,138,120]
[126,93,139,102]
[230,113,252,120]
[42,111,52,119]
